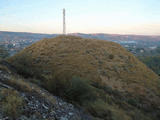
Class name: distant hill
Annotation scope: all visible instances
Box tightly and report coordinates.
[0,31,58,42]
[70,33,160,42]
[7,35,160,120]
[1,31,160,43]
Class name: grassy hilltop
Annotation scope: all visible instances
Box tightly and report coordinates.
[8,35,160,120]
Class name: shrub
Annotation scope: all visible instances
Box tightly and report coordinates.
[86,99,111,119]
[45,73,70,96]
[109,54,114,59]
[127,98,139,107]
[65,76,98,103]
[0,89,25,119]
[46,75,98,104]
[10,53,41,78]
[86,99,134,120]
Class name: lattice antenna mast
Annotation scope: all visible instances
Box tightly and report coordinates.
[63,8,66,35]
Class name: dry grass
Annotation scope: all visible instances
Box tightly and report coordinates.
[0,64,10,73]
[8,36,160,97]
[0,89,24,119]
[1,74,56,105]
[7,35,160,119]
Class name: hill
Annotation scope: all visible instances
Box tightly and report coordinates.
[0,31,57,42]
[7,36,160,120]
[71,33,160,42]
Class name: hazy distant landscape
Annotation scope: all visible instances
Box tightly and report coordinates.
[1,31,160,56]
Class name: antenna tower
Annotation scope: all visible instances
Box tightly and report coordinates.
[63,8,66,34]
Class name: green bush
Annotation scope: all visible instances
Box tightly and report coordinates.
[10,53,41,78]
[46,75,98,104]
[65,76,98,103]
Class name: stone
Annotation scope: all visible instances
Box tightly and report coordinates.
[60,117,68,120]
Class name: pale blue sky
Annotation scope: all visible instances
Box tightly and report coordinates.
[0,0,160,35]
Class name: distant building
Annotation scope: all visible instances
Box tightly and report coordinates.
[149,46,157,50]
[140,50,144,53]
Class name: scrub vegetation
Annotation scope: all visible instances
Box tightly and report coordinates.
[7,36,160,120]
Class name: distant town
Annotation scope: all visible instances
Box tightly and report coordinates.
[0,31,160,57]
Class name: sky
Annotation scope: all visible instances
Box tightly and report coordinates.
[0,0,160,35]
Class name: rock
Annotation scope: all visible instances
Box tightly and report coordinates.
[42,104,48,110]
[60,117,68,120]
[69,112,73,116]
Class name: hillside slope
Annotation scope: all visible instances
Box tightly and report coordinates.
[0,63,92,120]
[8,36,160,120]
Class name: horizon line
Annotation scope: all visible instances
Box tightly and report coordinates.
[0,30,160,36]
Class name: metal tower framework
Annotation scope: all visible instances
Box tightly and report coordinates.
[63,8,66,34]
